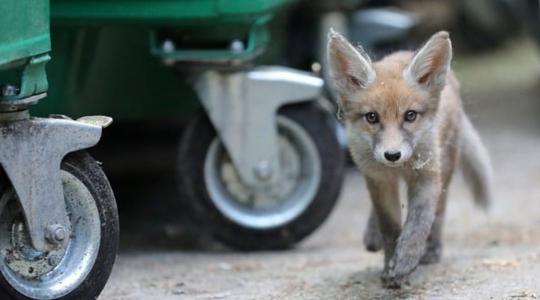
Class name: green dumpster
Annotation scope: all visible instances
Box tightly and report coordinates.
[0,0,50,100]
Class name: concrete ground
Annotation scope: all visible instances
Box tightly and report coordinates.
[99,38,540,300]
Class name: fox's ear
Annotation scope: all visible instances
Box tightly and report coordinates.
[405,31,452,94]
[327,29,375,96]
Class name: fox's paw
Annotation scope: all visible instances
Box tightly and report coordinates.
[382,253,418,289]
[420,241,442,265]
[363,226,383,252]
[381,271,406,289]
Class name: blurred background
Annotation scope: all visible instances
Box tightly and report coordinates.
[40,0,540,298]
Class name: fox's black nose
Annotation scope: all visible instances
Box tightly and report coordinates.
[384,151,401,162]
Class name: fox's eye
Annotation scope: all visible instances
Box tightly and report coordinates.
[405,110,417,122]
[365,112,379,124]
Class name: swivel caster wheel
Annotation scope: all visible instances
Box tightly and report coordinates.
[178,103,345,250]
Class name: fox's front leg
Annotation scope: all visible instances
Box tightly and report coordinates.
[364,176,402,271]
[382,174,440,288]
[363,209,384,252]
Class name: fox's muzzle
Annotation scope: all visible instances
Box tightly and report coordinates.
[374,126,413,165]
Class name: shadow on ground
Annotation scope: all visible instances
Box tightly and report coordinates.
[90,120,224,252]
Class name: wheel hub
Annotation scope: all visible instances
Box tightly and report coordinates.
[221,135,300,209]
[0,171,101,299]
[204,116,322,229]
[4,215,67,279]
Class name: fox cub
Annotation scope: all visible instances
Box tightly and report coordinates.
[327,30,493,288]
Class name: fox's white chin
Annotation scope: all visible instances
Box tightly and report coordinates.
[378,160,406,167]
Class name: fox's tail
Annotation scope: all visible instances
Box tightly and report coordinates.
[460,114,493,209]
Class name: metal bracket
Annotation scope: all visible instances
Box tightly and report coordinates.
[0,114,108,251]
[150,18,270,67]
[195,66,323,188]
[0,54,51,102]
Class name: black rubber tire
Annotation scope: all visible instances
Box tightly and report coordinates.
[0,151,119,300]
[178,103,345,250]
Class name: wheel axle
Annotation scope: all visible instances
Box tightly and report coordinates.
[45,224,67,244]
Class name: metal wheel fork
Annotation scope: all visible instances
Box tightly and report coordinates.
[195,66,323,189]
[0,106,111,252]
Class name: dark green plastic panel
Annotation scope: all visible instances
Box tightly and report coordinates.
[51,0,288,25]
[0,0,50,66]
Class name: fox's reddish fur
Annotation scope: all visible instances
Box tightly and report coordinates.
[327,30,492,288]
